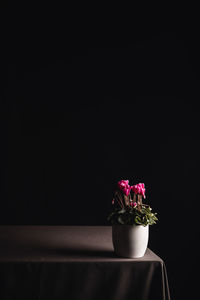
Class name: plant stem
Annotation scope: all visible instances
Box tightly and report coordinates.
[133,193,136,202]
[115,197,123,208]
[124,195,129,206]
[137,194,142,210]
[115,191,124,208]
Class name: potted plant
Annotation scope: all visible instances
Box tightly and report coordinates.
[108,180,158,258]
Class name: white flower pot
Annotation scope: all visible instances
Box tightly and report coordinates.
[112,224,149,258]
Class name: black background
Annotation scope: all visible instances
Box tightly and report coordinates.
[2,7,200,299]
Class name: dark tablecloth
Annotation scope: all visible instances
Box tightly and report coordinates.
[0,226,170,300]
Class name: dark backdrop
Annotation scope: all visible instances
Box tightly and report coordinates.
[2,9,200,299]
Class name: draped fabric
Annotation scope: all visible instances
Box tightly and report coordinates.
[0,226,170,300]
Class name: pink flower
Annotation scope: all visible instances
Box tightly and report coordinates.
[132,183,146,198]
[141,188,146,198]
[130,201,137,207]
[118,180,131,196]
[138,183,145,189]
[118,180,129,188]
[123,186,132,196]
[132,184,139,194]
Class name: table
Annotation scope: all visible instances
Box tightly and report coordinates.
[0,226,170,300]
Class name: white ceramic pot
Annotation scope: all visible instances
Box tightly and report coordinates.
[112,224,149,258]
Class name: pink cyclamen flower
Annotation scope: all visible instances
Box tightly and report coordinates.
[138,183,146,198]
[141,188,146,198]
[132,184,139,194]
[130,201,137,207]
[123,186,132,196]
[118,180,129,188]
[132,183,146,198]
[138,183,145,189]
[118,180,131,196]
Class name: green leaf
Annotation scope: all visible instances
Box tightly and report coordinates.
[107,204,158,226]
